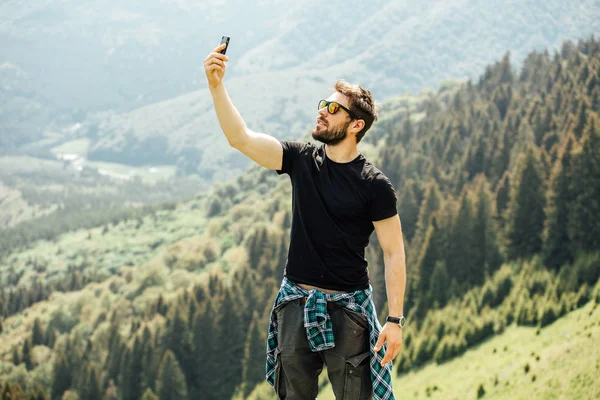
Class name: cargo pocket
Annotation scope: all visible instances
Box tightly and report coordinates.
[341,309,369,333]
[273,348,286,399]
[343,351,371,399]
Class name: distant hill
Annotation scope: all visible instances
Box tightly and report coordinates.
[1,0,599,180]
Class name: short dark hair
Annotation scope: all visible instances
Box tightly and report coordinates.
[334,79,378,143]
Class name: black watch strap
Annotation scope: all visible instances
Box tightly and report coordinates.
[386,316,406,328]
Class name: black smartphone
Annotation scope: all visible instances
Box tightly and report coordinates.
[219,36,230,55]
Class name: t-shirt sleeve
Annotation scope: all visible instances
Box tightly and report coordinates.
[369,175,398,221]
[276,140,305,176]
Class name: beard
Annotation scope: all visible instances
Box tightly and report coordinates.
[311,119,351,146]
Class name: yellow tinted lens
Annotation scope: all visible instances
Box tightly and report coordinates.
[328,102,339,114]
[318,100,327,110]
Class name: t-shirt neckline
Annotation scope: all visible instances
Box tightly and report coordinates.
[322,144,364,165]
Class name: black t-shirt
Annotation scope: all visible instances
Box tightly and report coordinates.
[276,140,398,291]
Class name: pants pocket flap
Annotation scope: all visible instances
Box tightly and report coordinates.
[346,351,370,368]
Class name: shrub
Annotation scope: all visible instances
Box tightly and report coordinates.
[394,351,412,375]
[539,303,558,327]
[206,196,223,217]
[515,293,537,326]
[433,336,453,364]
[558,294,569,317]
[572,252,600,287]
[425,335,439,359]
[479,282,495,310]
[528,272,550,297]
[494,268,514,303]
[47,310,78,334]
[464,317,495,345]
[403,329,413,348]
[575,284,590,308]
[477,383,486,398]
[593,279,600,303]
[481,266,514,310]
[412,338,431,365]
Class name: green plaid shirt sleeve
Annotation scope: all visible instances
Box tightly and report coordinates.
[266,277,396,400]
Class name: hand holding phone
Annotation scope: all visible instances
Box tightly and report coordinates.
[204,36,230,88]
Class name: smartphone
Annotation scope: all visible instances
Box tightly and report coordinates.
[219,36,230,55]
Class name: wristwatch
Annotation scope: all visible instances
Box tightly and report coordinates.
[386,315,406,328]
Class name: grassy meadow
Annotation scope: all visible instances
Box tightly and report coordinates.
[319,301,600,400]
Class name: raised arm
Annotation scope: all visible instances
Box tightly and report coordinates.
[204,43,283,170]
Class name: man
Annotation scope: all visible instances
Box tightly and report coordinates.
[204,43,406,400]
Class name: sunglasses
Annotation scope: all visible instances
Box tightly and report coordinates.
[318,99,356,119]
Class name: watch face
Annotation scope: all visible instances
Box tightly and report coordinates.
[399,316,406,327]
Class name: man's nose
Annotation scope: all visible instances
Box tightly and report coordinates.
[318,107,328,117]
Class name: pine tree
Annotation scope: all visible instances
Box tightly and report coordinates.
[245,226,267,271]
[22,338,33,370]
[87,366,102,400]
[104,380,118,400]
[415,216,442,304]
[472,176,502,278]
[494,171,511,219]
[542,134,576,270]
[412,180,442,252]
[573,101,589,140]
[190,304,217,400]
[28,385,49,400]
[51,355,72,400]
[156,350,188,400]
[45,328,57,349]
[449,192,477,285]
[428,261,450,307]
[241,312,266,397]
[77,364,102,400]
[212,288,245,400]
[568,114,600,253]
[121,336,144,400]
[141,389,159,400]
[505,148,546,260]
[398,180,420,242]
[162,306,193,389]
[104,322,123,385]
[12,345,20,366]
[140,326,160,393]
[31,318,45,346]
[2,383,25,400]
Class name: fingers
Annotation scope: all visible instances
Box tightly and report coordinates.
[373,332,386,352]
[205,58,226,69]
[212,43,227,53]
[205,43,229,62]
[204,52,229,63]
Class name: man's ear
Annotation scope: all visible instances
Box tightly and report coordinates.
[352,119,365,133]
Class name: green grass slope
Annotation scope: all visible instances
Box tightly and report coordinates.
[315,301,600,400]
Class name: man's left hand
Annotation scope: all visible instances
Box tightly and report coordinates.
[373,322,403,366]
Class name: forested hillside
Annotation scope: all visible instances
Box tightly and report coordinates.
[0,36,599,399]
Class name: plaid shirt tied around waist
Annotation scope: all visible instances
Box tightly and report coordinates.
[266,277,395,400]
